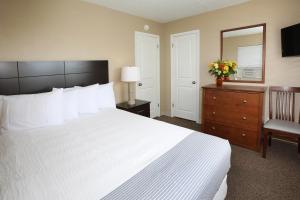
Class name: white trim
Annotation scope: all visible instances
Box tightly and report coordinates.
[134,31,160,117]
[170,30,200,123]
[135,31,159,39]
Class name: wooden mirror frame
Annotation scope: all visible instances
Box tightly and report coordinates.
[220,23,266,83]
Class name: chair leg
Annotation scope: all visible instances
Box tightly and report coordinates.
[268,134,272,146]
[262,129,268,158]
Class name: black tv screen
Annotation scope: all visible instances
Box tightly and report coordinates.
[281,23,300,57]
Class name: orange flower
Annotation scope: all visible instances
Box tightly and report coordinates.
[220,63,225,71]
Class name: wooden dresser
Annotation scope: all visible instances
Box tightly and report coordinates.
[202,84,265,151]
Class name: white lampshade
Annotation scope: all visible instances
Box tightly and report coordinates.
[121,66,140,82]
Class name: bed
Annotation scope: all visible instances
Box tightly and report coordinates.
[0,61,231,200]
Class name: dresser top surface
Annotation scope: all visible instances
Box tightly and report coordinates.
[202,84,266,93]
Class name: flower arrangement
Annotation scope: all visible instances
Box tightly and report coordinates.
[208,60,237,79]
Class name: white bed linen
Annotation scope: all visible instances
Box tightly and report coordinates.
[213,175,227,200]
[1,90,64,130]
[0,109,193,200]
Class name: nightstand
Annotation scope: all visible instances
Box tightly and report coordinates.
[117,99,150,117]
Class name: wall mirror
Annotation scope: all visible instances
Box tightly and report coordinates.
[221,23,266,83]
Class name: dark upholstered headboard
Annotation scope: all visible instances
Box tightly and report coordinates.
[0,60,109,95]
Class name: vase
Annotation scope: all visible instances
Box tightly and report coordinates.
[224,76,229,81]
[216,78,223,87]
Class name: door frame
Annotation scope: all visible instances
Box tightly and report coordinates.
[134,31,160,117]
[170,30,200,123]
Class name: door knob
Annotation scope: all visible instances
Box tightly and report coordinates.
[138,83,143,86]
[192,81,196,84]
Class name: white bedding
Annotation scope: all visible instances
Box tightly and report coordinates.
[0,109,194,200]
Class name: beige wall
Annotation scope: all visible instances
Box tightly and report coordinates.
[162,0,300,121]
[223,33,262,61]
[0,0,163,102]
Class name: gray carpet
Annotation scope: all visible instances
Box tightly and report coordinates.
[155,116,300,200]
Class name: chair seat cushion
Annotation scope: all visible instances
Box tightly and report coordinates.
[264,119,300,135]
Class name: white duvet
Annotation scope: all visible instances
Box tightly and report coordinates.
[0,109,193,200]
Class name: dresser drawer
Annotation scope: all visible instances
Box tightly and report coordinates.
[203,121,259,151]
[229,128,259,151]
[204,89,219,105]
[204,105,259,131]
[204,89,261,108]
[234,92,261,108]
[202,121,230,139]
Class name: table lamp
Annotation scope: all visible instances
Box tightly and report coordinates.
[121,66,140,105]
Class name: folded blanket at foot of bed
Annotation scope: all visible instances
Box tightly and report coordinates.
[101,132,231,200]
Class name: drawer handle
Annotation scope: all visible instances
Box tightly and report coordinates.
[242,133,246,137]
[242,116,247,120]
[211,126,216,130]
[243,99,248,103]
[212,96,217,100]
[137,110,145,113]
[212,111,216,115]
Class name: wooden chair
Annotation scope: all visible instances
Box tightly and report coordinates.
[262,86,300,158]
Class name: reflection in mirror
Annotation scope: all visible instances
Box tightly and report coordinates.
[222,24,265,82]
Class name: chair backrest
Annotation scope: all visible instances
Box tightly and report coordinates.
[269,86,300,123]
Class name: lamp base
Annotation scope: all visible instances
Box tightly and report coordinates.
[128,82,136,105]
[128,99,135,105]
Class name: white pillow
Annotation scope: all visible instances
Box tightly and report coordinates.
[53,88,79,120]
[75,84,99,114]
[97,82,116,109]
[1,90,64,131]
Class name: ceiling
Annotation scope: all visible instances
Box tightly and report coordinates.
[83,0,250,23]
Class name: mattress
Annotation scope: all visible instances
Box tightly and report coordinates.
[0,109,231,200]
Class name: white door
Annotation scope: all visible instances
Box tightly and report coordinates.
[171,30,200,122]
[135,32,160,118]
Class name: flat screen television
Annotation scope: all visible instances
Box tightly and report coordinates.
[281,23,300,57]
